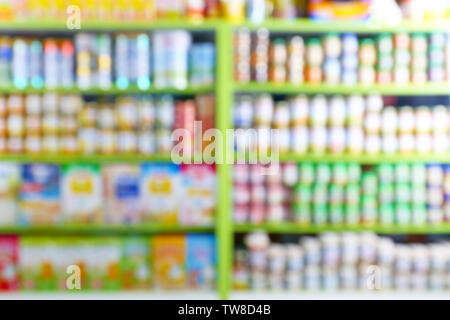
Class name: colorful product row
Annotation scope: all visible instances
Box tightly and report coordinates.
[234,93,450,155]
[0,93,214,155]
[0,32,215,90]
[233,163,450,225]
[4,1,449,23]
[234,231,450,291]
[0,234,216,291]
[0,163,216,226]
[234,30,450,85]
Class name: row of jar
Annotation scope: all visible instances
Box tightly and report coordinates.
[234,30,450,85]
[233,163,450,225]
[0,93,214,155]
[234,232,450,291]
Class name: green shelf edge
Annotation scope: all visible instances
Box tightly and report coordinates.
[2,18,450,33]
[237,18,450,33]
[0,19,221,31]
[0,154,176,163]
[0,224,214,235]
[236,153,450,164]
[233,223,450,234]
[233,82,450,95]
[0,85,214,95]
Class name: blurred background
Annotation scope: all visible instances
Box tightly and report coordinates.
[1,0,450,300]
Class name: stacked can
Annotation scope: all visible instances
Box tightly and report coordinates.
[272,100,290,153]
[358,39,376,85]
[361,169,378,225]
[58,95,80,154]
[78,100,97,154]
[428,33,446,82]
[75,33,112,89]
[252,29,270,83]
[269,38,287,83]
[244,231,270,290]
[427,164,444,224]
[305,38,323,84]
[137,96,156,155]
[42,93,60,153]
[309,95,327,153]
[410,33,428,84]
[341,33,358,85]
[155,95,175,153]
[289,94,309,154]
[363,93,383,154]
[320,233,340,290]
[233,164,295,224]
[234,29,251,83]
[115,33,151,90]
[394,164,412,224]
[96,100,117,154]
[236,232,450,291]
[376,34,393,84]
[393,33,410,84]
[346,94,365,154]
[323,33,341,85]
[116,96,138,154]
[302,237,321,290]
[189,43,215,86]
[233,248,250,290]
[287,36,304,84]
[3,95,24,153]
[340,233,359,289]
[0,37,11,87]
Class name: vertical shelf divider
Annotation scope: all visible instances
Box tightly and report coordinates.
[216,22,233,300]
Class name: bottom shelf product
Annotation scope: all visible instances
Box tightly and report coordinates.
[0,234,216,291]
[234,231,450,291]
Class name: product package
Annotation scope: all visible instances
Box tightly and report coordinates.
[86,237,121,291]
[180,164,216,226]
[62,164,103,223]
[140,163,181,224]
[186,234,216,289]
[19,237,58,291]
[0,235,19,291]
[18,164,60,225]
[121,237,151,289]
[0,163,20,226]
[103,164,141,224]
[152,235,186,289]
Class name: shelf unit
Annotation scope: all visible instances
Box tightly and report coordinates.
[2,19,450,300]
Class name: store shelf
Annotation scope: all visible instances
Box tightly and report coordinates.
[231,290,450,300]
[0,85,214,95]
[0,224,214,235]
[238,18,450,33]
[0,290,218,300]
[234,153,450,164]
[3,18,450,33]
[233,223,450,234]
[233,82,450,95]
[0,154,177,164]
[0,19,221,31]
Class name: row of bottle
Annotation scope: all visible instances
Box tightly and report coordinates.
[0,32,215,90]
